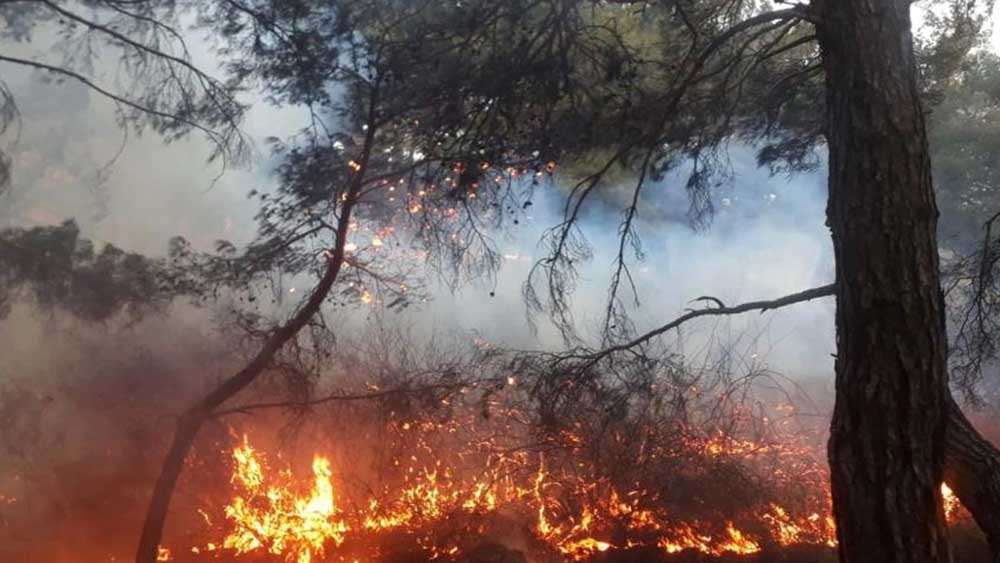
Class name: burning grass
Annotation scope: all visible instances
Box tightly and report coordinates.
[165,429,839,563]
[157,429,974,563]
[145,360,979,563]
[0,332,982,563]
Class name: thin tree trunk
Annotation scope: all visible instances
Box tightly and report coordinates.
[818,1,952,561]
[133,97,380,563]
[945,396,1000,562]
[133,254,346,563]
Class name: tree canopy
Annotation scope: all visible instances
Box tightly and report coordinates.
[5,2,1000,563]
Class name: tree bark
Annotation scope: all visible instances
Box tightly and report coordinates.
[817,1,952,561]
[570,274,1000,559]
[945,396,1000,562]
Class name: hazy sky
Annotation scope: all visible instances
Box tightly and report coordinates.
[5,2,994,383]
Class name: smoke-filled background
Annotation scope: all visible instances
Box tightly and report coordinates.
[1,5,997,561]
[0,54,837,355]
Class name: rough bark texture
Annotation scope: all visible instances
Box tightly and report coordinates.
[818,1,952,561]
[945,397,1000,562]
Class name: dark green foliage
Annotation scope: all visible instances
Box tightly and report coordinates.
[0,220,194,321]
[931,52,1000,251]
[0,0,248,190]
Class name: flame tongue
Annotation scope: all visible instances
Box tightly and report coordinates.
[219,436,347,563]
[186,435,965,561]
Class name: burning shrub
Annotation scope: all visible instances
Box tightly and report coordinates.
[174,367,849,563]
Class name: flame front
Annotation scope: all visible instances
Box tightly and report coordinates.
[184,433,969,562]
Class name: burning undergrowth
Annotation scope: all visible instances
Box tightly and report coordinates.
[0,316,981,563]
[166,415,975,563]
[174,427,834,563]
[157,347,850,563]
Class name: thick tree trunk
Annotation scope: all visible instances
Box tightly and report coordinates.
[818,1,952,561]
[945,396,1000,562]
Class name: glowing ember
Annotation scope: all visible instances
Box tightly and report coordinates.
[942,483,961,520]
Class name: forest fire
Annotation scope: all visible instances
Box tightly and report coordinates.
[3,2,1000,563]
[211,437,347,562]
[155,424,875,563]
[156,410,975,563]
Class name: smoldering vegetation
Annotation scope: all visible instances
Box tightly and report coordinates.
[2,9,999,560]
[0,104,851,560]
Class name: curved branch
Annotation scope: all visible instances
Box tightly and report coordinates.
[0,53,226,144]
[37,0,243,131]
[39,1,213,85]
[531,6,818,339]
[574,283,835,367]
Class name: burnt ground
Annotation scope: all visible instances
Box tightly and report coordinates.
[456,544,837,563]
[456,525,990,563]
[167,521,989,563]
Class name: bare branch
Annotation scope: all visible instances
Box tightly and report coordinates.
[573,283,835,367]
[211,382,469,418]
[0,53,228,147]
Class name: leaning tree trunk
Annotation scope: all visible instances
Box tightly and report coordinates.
[945,396,1000,562]
[133,111,378,563]
[133,255,346,563]
[134,228,350,563]
[818,1,952,561]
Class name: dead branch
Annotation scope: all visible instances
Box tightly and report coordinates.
[569,283,835,370]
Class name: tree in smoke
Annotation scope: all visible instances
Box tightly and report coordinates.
[512,2,997,561]
[417,1,1000,562]
[0,0,249,199]
[475,2,1000,559]
[0,220,202,321]
[130,1,1000,561]
[134,1,625,559]
[8,1,1000,562]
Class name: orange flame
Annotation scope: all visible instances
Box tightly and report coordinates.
[182,434,970,561]
[215,436,348,563]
